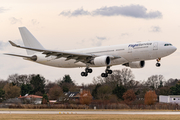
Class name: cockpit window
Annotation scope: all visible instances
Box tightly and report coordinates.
[164,44,172,46]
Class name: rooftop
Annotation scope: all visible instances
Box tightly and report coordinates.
[19,95,43,99]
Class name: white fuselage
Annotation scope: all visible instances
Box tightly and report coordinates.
[31,41,176,68]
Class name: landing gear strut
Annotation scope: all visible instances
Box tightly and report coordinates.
[81,67,93,77]
[156,58,161,67]
[101,66,112,78]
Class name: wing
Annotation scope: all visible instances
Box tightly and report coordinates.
[8,41,120,63]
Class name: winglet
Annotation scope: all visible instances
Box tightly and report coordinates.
[9,41,20,47]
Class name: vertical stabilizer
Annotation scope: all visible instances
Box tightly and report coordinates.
[19,27,44,55]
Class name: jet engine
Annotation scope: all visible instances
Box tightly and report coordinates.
[123,61,145,68]
[28,54,46,62]
[90,56,111,66]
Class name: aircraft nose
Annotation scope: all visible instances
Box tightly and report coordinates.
[171,46,177,53]
[173,46,177,52]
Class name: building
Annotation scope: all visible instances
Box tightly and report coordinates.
[58,89,92,103]
[59,92,80,102]
[159,95,180,104]
[18,95,43,104]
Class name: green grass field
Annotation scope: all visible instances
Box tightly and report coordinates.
[0,114,180,120]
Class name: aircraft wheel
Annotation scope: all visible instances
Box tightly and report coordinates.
[81,72,85,76]
[81,72,88,77]
[85,68,93,73]
[101,73,105,77]
[108,70,112,74]
[88,68,93,73]
[156,63,161,67]
[105,73,108,77]
[105,69,112,74]
[84,72,88,76]
[101,73,108,77]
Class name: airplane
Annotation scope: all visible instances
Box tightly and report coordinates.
[5,27,177,77]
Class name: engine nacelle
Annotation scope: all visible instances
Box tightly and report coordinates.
[28,54,48,62]
[123,61,145,68]
[91,56,111,66]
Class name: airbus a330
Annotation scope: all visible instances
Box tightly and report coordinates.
[5,27,177,77]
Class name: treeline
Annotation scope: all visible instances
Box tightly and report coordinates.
[0,74,76,103]
[86,68,180,105]
[0,68,180,105]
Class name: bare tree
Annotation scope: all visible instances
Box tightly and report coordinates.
[119,68,135,86]
[93,68,135,88]
[126,80,140,90]
[165,78,179,87]
[92,76,104,85]
[145,75,165,89]
[7,74,30,87]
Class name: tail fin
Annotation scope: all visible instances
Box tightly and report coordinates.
[19,27,44,55]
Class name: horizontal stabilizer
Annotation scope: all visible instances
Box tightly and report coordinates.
[4,53,37,61]
[4,53,31,58]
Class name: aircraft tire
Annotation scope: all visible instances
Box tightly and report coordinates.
[101,73,108,77]
[88,68,93,73]
[108,70,112,74]
[156,63,161,67]
[101,73,105,77]
[81,72,88,77]
[84,72,88,76]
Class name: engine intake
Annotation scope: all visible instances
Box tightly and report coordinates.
[91,56,111,66]
[123,61,145,68]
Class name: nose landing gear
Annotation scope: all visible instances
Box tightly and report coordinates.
[156,58,161,67]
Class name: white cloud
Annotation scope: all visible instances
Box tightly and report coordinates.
[121,33,129,36]
[31,19,39,25]
[96,36,106,40]
[59,5,162,19]
[60,8,90,17]
[0,40,23,51]
[149,26,161,32]
[0,7,7,13]
[9,17,22,24]
[76,36,107,47]
[0,41,9,50]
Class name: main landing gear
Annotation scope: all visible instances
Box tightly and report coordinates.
[81,67,93,77]
[156,58,161,67]
[101,66,112,78]
[81,66,113,77]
